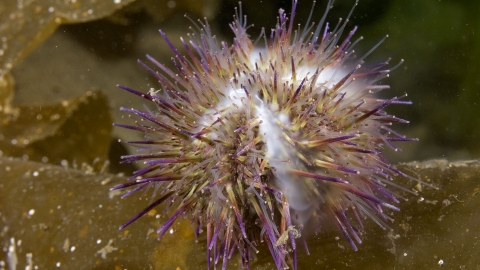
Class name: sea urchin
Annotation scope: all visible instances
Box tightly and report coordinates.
[112,0,418,269]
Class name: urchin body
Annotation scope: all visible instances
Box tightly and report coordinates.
[113,1,416,269]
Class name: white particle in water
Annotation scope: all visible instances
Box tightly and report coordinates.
[97,239,117,259]
[28,209,35,216]
[167,1,176,8]
[32,171,39,177]
[63,238,70,253]
[438,259,444,266]
[96,239,102,244]
[60,160,68,167]
[114,0,121,3]
[70,246,76,252]
[48,7,54,12]
[26,253,33,270]
[56,262,61,267]
[50,114,60,121]
[7,238,17,270]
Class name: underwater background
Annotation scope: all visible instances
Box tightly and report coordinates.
[0,0,479,269]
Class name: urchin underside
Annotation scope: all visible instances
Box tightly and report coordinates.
[112,1,418,269]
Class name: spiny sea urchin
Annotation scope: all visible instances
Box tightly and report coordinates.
[112,0,419,269]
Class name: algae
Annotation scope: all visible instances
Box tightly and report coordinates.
[0,90,112,171]
[1,158,479,269]
[0,0,136,80]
